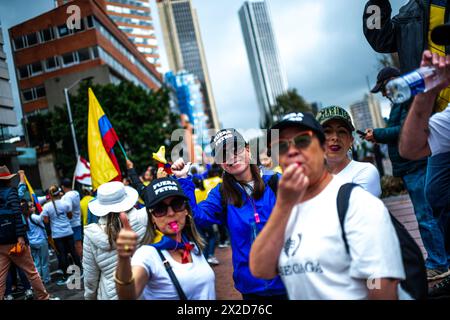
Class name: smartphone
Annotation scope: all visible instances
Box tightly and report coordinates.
[356,130,366,137]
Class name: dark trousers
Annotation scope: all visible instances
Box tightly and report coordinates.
[53,235,82,277]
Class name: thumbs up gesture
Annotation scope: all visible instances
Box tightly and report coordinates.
[116,212,138,259]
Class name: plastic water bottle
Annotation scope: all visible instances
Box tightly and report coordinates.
[385,66,443,103]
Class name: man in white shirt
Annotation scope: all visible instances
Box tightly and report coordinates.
[399,23,450,298]
[61,178,83,259]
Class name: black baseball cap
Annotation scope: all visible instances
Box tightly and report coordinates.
[431,23,450,45]
[144,177,188,209]
[270,112,326,144]
[316,105,355,132]
[210,128,247,158]
[371,67,401,93]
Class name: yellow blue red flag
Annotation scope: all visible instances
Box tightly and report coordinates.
[88,88,122,189]
[23,174,43,213]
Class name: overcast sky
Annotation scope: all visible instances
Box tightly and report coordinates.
[1,0,404,138]
[150,0,404,138]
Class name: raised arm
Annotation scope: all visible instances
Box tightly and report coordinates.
[250,164,309,279]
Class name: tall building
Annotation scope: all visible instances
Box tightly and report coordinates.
[10,0,162,116]
[349,94,385,131]
[239,0,288,124]
[165,70,209,149]
[56,0,162,68]
[156,0,220,131]
[0,19,20,171]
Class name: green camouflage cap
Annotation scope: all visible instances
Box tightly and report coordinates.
[316,105,355,131]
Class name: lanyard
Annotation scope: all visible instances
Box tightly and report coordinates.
[241,183,261,224]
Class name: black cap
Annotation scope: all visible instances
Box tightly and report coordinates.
[270,112,325,144]
[316,105,355,132]
[210,128,247,157]
[144,177,188,209]
[431,23,450,45]
[371,67,401,93]
[61,178,72,188]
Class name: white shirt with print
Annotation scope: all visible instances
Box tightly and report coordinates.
[41,200,73,239]
[337,160,381,197]
[131,245,216,300]
[278,175,410,300]
[62,190,81,228]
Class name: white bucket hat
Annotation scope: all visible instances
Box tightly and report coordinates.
[88,181,138,217]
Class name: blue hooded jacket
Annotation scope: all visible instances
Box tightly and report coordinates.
[178,174,286,296]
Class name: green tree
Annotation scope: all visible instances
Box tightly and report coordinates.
[262,88,312,128]
[29,80,180,178]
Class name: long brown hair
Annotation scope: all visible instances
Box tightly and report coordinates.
[142,204,206,252]
[48,184,62,214]
[221,163,265,207]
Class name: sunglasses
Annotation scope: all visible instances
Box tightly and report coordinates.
[150,198,187,217]
[271,131,313,155]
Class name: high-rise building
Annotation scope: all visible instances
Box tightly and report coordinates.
[239,0,288,124]
[165,70,209,149]
[156,0,220,131]
[349,94,385,131]
[10,0,162,116]
[0,20,18,132]
[0,19,20,171]
[56,0,162,69]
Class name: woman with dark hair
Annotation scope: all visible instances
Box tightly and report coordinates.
[42,185,81,286]
[171,128,286,300]
[115,177,215,300]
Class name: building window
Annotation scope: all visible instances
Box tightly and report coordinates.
[30,61,43,75]
[91,46,99,58]
[13,37,25,50]
[62,51,75,66]
[74,19,85,33]
[40,28,54,42]
[77,48,90,62]
[18,66,29,79]
[26,33,38,46]
[45,56,60,71]
[22,86,46,102]
[86,16,94,28]
[22,89,34,102]
[58,24,70,37]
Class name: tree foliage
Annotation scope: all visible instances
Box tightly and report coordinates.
[261,88,312,128]
[27,80,180,178]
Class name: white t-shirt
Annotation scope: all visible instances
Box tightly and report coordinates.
[278,176,410,300]
[62,190,81,228]
[337,160,381,197]
[131,245,216,300]
[428,104,450,155]
[41,200,73,239]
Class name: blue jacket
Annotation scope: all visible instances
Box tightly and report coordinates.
[178,174,286,296]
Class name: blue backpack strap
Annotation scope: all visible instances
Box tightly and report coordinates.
[336,183,358,255]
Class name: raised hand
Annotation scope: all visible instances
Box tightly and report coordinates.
[171,158,191,178]
[116,212,138,259]
[277,163,309,208]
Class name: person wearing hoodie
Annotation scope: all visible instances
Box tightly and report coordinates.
[83,181,148,300]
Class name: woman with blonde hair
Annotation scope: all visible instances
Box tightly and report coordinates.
[42,185,81,286]
[83,181,148,300]
[115,177,215,300]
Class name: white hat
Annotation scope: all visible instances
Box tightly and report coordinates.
[88,181,138,217]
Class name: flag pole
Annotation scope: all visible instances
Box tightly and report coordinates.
[117,140,129,161]
[72,156,78,189]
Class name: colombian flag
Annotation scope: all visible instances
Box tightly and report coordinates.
[23,175,42,213]
[88,88,122,189]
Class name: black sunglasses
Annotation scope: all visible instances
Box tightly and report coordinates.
[150,198,187,217]
[270,131,313,155]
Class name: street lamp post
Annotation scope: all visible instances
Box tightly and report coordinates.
[64,76,93,161]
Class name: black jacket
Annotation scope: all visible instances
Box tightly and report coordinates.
[0,186,27,245]
[363,0,449,73]
[373,101,428,177]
